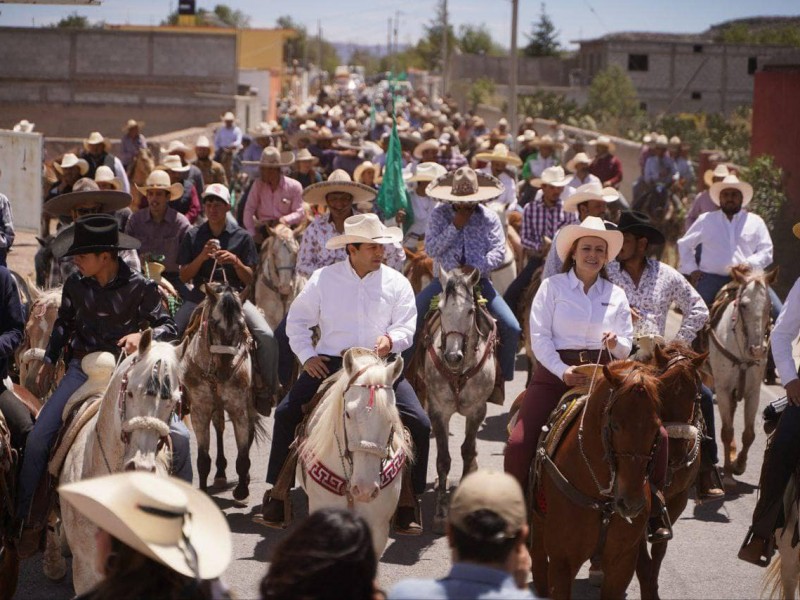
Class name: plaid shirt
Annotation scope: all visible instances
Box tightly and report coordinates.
[521,190,577,252]
[437,150,468,172]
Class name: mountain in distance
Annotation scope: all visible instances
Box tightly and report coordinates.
[332,41,411,63]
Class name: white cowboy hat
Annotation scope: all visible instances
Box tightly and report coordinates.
[221,111,236,122]
[562,182,620,213]
[202,183,231,205]
[412,138,440,160]
[12,119,35,133]
[703,163,730,188]
[326,213,402,249]
[426,166,504,204]
[83,131,111,152]
[194,135,212,149]
[516,129,537,144]
[654,134,669,148]
[533,134,556,147]
[556,215,624,262]
[566,152,592,173]
[243,146,295,168]
[588,135,616,152]
[54,153,89,176]
[407,161,447,183]
[709,175,753,207]
[328,105,343,119]
[294,148,319,164]
[250,122,274,138]
[529,165,572,188]
[473,143,523,168]
[303,169,377,206]
[669,135,682,147]
[135,169,183,201]
[164,140,191,156]
[94,165,122,190]
[353,161,380,184]
[160,154,190,173]
[497,117,509,128]
[58,471,231,580]
[122,119,144,133]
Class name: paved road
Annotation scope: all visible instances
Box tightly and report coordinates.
[6,234,790,598]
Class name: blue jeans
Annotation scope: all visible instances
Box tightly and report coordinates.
[169,414,192,483]
[699,384,718,465]
[404,277,521,381]
[696,272,783,321]
[503,255,543,318]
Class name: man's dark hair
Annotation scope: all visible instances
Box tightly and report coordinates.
[450,509,518,564]
[346,242,363,253]
[94,250,119,260]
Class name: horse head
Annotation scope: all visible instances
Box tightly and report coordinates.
[437,267,481,369]
[19,287,62,392]
[730,267,777,360]
[263,224,299,297]
[652,342,706,424]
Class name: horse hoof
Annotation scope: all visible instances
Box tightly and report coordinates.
[233,485,249,504]
[232,496,249,508]
[432,516,447,536]
[732,460,747,476]
[589,568,604,587]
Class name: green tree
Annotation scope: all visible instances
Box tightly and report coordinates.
[458,24,503,56]
[524,3,561,57]
[212,4,249,28]
[587,65,642,132]
[55,12,90,28]
[415,1,458,71]
[277,15,307,65]
[742,155,786,230]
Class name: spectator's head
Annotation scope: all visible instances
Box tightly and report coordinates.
[201,184,231,226]
[260,508,378,600]
[447,470,528,568]
[83,131,109,158]
[195,136,212,161]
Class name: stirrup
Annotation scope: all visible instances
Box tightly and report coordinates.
[738,528,775,567]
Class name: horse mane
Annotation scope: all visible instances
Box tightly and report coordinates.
[33,286,62,309]
[602,360,662,412]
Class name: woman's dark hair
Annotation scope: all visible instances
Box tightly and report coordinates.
[449,509,519,564]
[561,239,609,280]
[260,508,377,600]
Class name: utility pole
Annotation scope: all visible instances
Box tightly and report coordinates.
[441,0,448,95]
[387,17,392,74]
[317,20,323,72]
[393,11,400,73]
[509,0,519,151]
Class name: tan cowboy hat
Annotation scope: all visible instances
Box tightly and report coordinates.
[294,148,319,164]
[654,134,669,148]
[122,119,144,133]
[59,471,231,580]
[669,135,682,147]
[709,175,753,207]
[412,138,440,160]
[221,111,236,122]
[793,221,800,240]
[426,167,504,204]
[588,135,616,152]
[533,134,556,148]
[135,169,183,201]
[303,169,377,206]
[407,162,447,183]
[54,153,89,176]
[353,161,380,184]
[194,135,212,150]
[474,143,523,168]
[83,131,111,152]
[243,146,295,168]
[703,163,730,188]
[44,186,131,217]
[530,165,572,188]
[562,182,620,213]
[13,119,35,133]
[556,216,623,262]
[312,126,338,141]
[566,152,592,173]
[94,165,122,190]
[326,213,402,249]
[517,129,537,144]
[160,154,190,173]
[164,140,192,157]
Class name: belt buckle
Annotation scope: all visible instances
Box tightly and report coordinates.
[578,350,588,364]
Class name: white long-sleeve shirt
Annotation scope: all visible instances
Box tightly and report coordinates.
[677,209,772,276]
[530,269,633,380]
[287,260,417,365]
[772,277,800,386]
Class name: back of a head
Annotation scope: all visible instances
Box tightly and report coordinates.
[260,508,377,600]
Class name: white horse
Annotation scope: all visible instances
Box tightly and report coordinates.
[709,267,776,489]
[765,476,800,599]
[488,202,517,295]
[50,332,182,593]
[298,348,410,556]
[254,224,302,330]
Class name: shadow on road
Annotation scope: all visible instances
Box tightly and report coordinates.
[477,413,510,442]
[382,491,439,565]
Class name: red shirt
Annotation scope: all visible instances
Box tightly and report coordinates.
[589,153,623,187]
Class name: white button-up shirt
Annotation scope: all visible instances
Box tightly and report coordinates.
[530,269,633,379]
[772,277,800,386]
[478,167,517,209]
[678,209,773,276]
[287,260,417,365]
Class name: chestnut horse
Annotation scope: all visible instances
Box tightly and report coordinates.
[530,360,662,600]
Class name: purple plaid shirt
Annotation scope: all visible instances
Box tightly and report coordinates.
[521,190,577,252]
[438,150,468,172]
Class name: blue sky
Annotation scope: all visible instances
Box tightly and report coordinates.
[1,0,798,49]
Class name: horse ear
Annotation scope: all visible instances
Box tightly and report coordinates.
[139,328,153,355]
[692,352,708,370]
[343,348,356,374]
[765,266,779,287]
[652,343,668,369]
[602,363,626,389]
[389,356,403,385]
[466,268,481,288]
[239,284,251,305]
[730,265,750,285]
[438,266,449,289]
[28,277,41,302]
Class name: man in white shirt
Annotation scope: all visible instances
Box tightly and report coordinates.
[565,152,600,189]
[261,214,431,534]
[398,162,445,249]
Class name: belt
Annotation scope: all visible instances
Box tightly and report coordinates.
[557,349,609,366]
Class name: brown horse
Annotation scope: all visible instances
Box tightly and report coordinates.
[128,147,155,211]
[530,360,662,600]
[0,411,19,600]
[636,342,706,600]
[403,247,434,295]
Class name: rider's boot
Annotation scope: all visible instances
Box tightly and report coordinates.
[696,464,725,504]
[259,489,289,529]
[738,447,786,566]
[488,362,505,406]
[14,518,43,560]
[393,469,422,535]
[647,489,673,543]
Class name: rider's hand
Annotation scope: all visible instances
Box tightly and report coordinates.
[511,539,532,590]
[118,332,142,355]
[214,250,241,267]
[452,205,473,229]
[34,362,56,398]
[689,270,703,286]
[602,331,618,350]
[201,240,218,259]
[395,209,406,226]
[786,379,800,406]
[563,365,590,387]
[630,306,642,323]
[304,356,331,379]
[374,335,392,358]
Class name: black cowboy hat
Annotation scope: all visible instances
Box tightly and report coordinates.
[617,211,666,245]
[52,214,141,259]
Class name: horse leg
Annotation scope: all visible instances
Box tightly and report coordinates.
[460,402,487,479]
[717,393,737,489]
[777,528,800,600]
[530,513,549,597]
[430,409,452,536]
[636,538,655,600]
[600,544,640,600]
[230,407,253,506]
[212,407,227,485]
[733,384,760,476]
[547,555,579,600]
[192,406,213,493]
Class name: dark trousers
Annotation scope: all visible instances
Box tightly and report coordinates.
[700,384,719,464]
[503,255,543,318]
[0,388,34,451]
[266,355,431,495]
[275,316,293,389]
[0,248,7,267]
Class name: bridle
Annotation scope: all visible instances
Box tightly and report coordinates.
[437,287,476,362]
[196,296,252,390]
[260,236,297,299]
[658,354,703,474]
[730,280,771,358]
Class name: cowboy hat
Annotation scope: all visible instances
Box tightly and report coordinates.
[709,174,753,207]
[617,211,666,245]
[52,214,141,259]
[121,119,144,133]
[202,183,231,205]
[58,471,231,580]
[83,131,111,153]
[221,111,236,122]
[94,165,122,191]
[474,143,523,168]
[794,221,800,240]
[194,135,212,149]
[556,215,623,262]
[164,140,192,156]
[533,134,556,147]
[703,163,730,188]
[353,161,380,184]
[669,135,682,147]
[250,122,274,138]
[303,169,377,206]
[529,165,572,188]
[326,213,402,249]
[407,162,447,183]
[426,167,504,204]
[44,187,131,218]
[54,153,89,176]
[412,138,440,160]
[312,126,338,141]
[294,148,319,164]
[517,129,537,144]
[159,154,190,173]
[654,134,669,148]
[242,146,295,168]
[562,182,620,213]
[336,133,367,152]
[566,152,592,173]
[12,119,35,133]
[588,135,616,152]
[135,169,183,201]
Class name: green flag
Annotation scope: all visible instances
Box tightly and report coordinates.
[376,116,413,233]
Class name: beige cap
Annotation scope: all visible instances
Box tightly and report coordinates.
[449,470,526,536]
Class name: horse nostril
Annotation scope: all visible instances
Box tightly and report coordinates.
[124,462,137,472]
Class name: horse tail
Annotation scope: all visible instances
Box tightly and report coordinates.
[763,553,784,599]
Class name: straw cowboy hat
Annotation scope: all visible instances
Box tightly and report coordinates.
[617,211,666,245]
[533,134,556,148]
[556,215,623,262]
[294,148,319,165]
[407,161,447,183]
[326,213,402,249]
[709,175,753,207]
[793,221,800,240]
[654,134,669,148]
[243,146,295,168]
[58,471,231,580]
[589,134,616,152]
[52,214,141,259]
[303,169,377,206]
[566,152,592,173]
[159,154,190,173]
[412,138,440,160]
[54,153,89,176]
[45,186,131,217]
[530,165,572,188]
[312,126,338,141]
[353,161,380,184]
[562,182,620,213]
[517,129,537,144]
[122,119,144,133]
[474,143,523,168]
[13,119,35,133]
[336,133,367,152]
[703,163,730,188]
[83,131,111,152]
[94,165,122,190]
[136,169,183,201]
[194,135,213,150]
[426,167,504,204]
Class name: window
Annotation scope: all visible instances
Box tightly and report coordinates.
[693,44,703,53]
[628,54,649,72]
[691,91,702,100]
[748,57,758,75]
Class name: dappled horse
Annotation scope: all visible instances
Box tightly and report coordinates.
[298,348,410,556]
[254,224,301,331]
[530,361,662,600]
[181,282,260,505]
[128,147,154,211]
